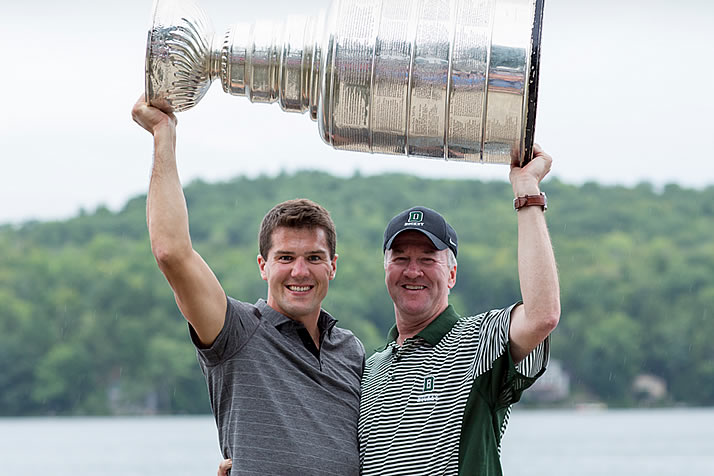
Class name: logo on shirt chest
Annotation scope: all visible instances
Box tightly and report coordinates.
[416,375,439,403]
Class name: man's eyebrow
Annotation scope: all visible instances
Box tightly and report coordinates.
[273,249,328,255]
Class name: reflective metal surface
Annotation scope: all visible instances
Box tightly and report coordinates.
[145,0,545,165]
[145,0,217,113]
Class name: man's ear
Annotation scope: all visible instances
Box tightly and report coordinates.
[448,264,457,289]
[329,254,338,280]
[257,254,268,281]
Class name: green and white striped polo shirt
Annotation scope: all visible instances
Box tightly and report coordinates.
[359,304,548,475]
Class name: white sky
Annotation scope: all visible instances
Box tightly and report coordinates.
[1,0,712,224]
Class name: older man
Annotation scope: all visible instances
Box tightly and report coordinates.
[358,145,560,475]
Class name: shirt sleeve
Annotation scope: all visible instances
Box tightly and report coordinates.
[478,302,550,406]
[514,335,549,379]
[471,303,518,378]
[188,297,261,367]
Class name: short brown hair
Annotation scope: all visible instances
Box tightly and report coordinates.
[259,199,337,259]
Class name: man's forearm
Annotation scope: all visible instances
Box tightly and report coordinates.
[507,145,560,361]
[517,206,560,333]
[147,122,192,264]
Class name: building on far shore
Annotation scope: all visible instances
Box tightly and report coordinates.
[525,359,570,403]
[633,374,668,403]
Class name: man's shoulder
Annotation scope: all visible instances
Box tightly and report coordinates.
[440,304,519,353]
[460,303,517,321]
[446,310,498,336]
[330,325,366,357]
[331,324,357,338]
[226,296,260,316]
[457,303,520,332]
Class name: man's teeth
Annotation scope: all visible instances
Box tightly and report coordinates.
[404,285,426,290]
[288,285,311,292]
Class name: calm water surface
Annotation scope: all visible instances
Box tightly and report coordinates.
[1,409,713,475]
[501,408,714,476]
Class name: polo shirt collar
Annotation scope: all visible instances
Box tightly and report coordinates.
[256,299,337,333]
[383,305,461,348]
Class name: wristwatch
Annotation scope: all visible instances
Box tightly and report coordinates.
[513,192,547,211]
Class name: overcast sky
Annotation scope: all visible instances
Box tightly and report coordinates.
[1,0,712,224]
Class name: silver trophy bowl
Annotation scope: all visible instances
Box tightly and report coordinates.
[145,0,545,165]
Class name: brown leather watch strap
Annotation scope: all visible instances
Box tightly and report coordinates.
[513,192,547,211]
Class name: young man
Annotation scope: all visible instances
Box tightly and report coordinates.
[132,98,363,475]
[358,145,560,475]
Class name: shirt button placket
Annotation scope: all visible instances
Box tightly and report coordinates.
[389,344,399,382]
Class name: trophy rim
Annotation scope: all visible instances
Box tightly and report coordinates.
[143,0,216,114]
[144,0,175,112]
[145,0,157,105]
[523,0,546,165]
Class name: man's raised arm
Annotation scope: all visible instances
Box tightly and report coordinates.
[132,97,226,346]
[508,143,561,363]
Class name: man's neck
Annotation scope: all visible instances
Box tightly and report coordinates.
[394,305,448,345]
[266,301,322,348]
[294,314,321,348]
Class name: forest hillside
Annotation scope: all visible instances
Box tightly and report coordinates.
[1,172,712,415]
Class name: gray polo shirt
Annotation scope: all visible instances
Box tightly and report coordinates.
[190,297,364,475]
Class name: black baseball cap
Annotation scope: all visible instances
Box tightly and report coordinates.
[383,206,458,257]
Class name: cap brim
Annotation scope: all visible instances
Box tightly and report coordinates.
[384,228,449,252]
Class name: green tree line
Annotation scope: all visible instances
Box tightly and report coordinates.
[1,172,712,415]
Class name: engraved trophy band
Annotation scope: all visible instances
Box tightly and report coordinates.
[145,0,545,165]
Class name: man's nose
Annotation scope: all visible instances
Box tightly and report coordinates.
[291,257,309,277]
[404,259,423,278]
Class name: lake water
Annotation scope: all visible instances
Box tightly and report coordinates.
[1,408,713,475]
[501,408,714,476]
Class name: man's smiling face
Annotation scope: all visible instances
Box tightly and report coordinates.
[384,230,456,325]
[259,226,337,322]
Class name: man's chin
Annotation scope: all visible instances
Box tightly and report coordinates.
[396,301,430,318]
[282,301,319,320]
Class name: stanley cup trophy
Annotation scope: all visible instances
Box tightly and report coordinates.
[145,0,545,165]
